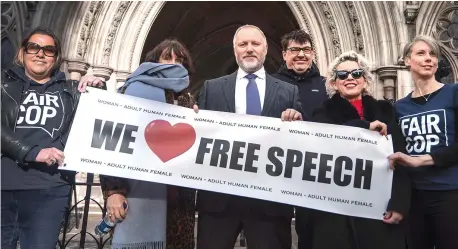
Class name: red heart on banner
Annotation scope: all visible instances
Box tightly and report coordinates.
[144,120,196,162]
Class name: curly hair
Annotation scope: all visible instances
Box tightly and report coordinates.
[324,50,375,97]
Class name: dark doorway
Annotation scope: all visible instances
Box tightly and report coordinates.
[142,1,300,94]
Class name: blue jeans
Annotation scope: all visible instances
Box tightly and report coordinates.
[1,185,71,249]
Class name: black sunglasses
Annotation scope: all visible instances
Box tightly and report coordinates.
[335,69,364,80]
[25,42,58,57]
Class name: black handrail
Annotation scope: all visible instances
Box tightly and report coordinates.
[57,173,111,249]
[57,173,247,248]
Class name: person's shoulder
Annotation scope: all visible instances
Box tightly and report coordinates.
[394,94,411,107]
[448,82,458,91]
[268,74,296,90]
[270,72,288,82]
[207,74,231,82]
[204,73,236,86]
[376,99,396,117]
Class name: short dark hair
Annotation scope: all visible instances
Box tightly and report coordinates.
[14,27,62,70]
[280,29,313,51]
[145,39,195,75]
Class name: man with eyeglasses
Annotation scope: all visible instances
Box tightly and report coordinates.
[272,30,327,120]
[272,29,328,249]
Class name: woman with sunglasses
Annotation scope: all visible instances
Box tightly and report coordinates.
[389,35,458,249]
[1,27,102,249]
[304,51,411,249]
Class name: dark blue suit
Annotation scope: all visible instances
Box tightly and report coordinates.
[196,71,302,249]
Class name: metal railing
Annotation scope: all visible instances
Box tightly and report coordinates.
[57,173,111,249]
[56,173,247,248]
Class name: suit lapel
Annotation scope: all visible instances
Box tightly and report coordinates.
[262,74,279,115]
[223,71,237,113]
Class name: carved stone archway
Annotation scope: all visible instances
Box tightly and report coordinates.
[45,1,409,100]
[3,1,457,98]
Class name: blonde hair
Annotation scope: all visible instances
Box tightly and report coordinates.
[403,35,440,60]
[325,50,375,97]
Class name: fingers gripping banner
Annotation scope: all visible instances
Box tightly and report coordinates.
[61,88,394,220]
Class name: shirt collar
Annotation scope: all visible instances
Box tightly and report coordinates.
[237,67,266,80]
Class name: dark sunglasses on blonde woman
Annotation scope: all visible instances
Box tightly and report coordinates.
[25,42,58,57]
[335,69,364,80]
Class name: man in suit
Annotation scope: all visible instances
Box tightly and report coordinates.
[193,24,303,249]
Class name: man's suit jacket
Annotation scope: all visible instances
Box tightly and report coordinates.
[196,71,303,218]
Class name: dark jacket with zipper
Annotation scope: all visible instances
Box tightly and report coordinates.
[301,94,411,249]
[271,62,327,120]
[1,66,83,189]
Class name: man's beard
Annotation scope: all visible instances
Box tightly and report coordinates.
[237,56,265,73]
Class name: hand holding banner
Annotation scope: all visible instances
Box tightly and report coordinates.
[62,88,394,220]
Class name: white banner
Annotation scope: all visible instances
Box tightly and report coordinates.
[62,88,394,220]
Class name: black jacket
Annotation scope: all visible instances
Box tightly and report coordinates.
[272,63,327,120]
[1,67,80,166]
[302,94,411,249]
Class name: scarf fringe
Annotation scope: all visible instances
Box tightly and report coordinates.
[111,241,165,249]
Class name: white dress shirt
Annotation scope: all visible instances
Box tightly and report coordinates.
[234,67,266,115]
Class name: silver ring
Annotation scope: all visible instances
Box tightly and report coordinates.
[51,158,57,164]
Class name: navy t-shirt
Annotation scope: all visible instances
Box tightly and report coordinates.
[395,83,458,190]
[1,71,69,190]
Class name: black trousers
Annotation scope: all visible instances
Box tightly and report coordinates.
[196,209,291,249]
[295,207,314,249]
[409,189,458,249]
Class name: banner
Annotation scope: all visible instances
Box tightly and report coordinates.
[62,88,394,220]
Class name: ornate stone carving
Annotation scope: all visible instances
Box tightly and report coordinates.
[93,65,114,81]
[129,2,156,69]
[290,2,322,64]
[345,2,365,55]
[320,1,342,56]
[102,1,130,65]
[116,70,131,82]
[1,1,29,42]
[404,1,421,24]
[67,60,90,74]
[291,2,315,48]
[397,56,406,66]
[115,70,131,89]
[434,5,458,53]
[77,1,103,58]
[1,2,15,39]
[376,66,398,80]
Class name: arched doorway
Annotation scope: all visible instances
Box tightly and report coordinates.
[141,2,300,94]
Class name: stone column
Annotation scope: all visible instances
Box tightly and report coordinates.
[67,60,89,81]
[397,70,414,99]
[115,70,131,90]
[92,65,114,81]
[93,65,114,91]
[376,66,398,101]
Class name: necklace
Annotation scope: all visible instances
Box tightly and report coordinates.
[417,87,433,102]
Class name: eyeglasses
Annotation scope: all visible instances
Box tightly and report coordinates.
[287,47,313,55]
[335,69,364,80]
[25,42,58,57]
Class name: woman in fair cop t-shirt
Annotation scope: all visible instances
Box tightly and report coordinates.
[389,35,458,249]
